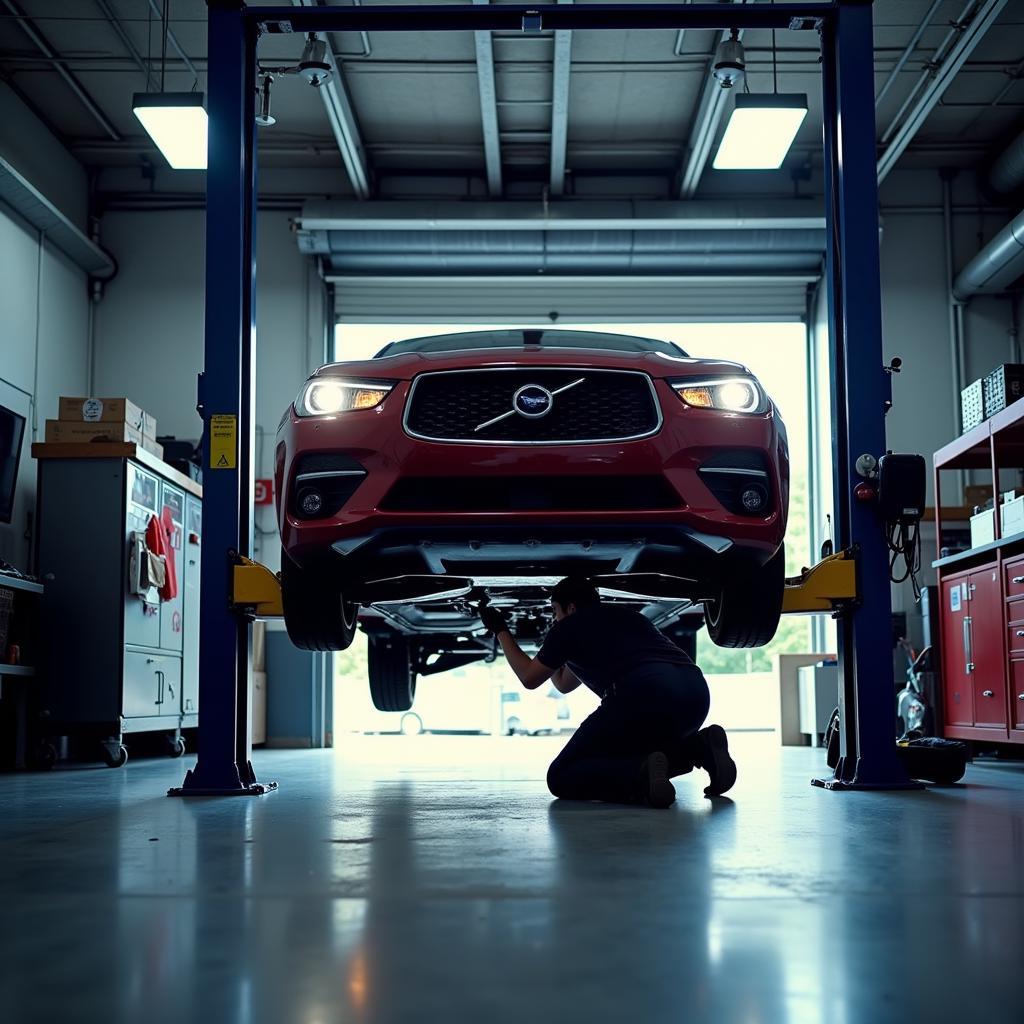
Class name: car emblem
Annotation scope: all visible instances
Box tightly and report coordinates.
[474,377,586,433]
[513,385,554,419]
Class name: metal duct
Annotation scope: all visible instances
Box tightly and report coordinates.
[989,130,1024,196]
[302,226,825,275]
[952,208,1024,300]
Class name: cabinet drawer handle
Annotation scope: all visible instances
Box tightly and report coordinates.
[1014,576,1024,584]
[983,690,994,698]
[1018,694,1024,701]
[1016,631,1024,638]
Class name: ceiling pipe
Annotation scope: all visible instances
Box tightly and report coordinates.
[296,198,826,232]
[678,0,748,199]
[988,129,1024,196]
[952,207,1024,299]
[291,0,371,199]
[873,0,943,111]
[0,0,120,141]
[877,0,1008,182]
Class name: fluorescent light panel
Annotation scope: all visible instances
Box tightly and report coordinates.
[713,93,808,170]
[132,92,208,170]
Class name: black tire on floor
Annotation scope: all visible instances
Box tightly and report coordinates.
[280,548,359,652]
[705,544,786,649]
[368,634,417,712]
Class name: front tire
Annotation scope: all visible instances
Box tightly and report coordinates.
[368,634,417,712]
[280,548,358,652]
[705,544,785,649]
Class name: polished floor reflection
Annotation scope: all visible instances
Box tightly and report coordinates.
[1,733,1021,1024]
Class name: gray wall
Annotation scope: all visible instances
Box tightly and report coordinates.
[93,209,328,571]
[809,168,1024,647]
[0,86,90,571]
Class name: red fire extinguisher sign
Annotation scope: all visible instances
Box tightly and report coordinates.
[255,479,274,505]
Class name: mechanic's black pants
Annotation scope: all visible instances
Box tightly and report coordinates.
[546,665,711,805]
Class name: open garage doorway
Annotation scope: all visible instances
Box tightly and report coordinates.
[332,320,819,739]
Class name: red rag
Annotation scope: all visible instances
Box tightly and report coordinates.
[159,507,179,601]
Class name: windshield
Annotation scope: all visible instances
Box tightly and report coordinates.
[374,329,688,358]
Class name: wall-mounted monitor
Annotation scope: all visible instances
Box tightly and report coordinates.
[0,403,27,524]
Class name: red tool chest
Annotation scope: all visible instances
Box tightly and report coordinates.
[933,402,1024,746]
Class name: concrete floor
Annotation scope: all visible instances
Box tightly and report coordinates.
[1,732,1021,1024]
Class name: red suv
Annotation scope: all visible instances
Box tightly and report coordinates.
[276,330,789,711]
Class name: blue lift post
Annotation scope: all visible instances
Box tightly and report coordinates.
[817,2,916,790]
[173,2,912,796]
[170,0,274,796]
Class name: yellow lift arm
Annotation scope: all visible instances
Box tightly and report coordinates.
[232,556,284,618]
[782,548,858,615]
[232,549,859,620]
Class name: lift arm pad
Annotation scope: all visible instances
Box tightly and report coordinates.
[232,557,284,617]
[782,549,858,615]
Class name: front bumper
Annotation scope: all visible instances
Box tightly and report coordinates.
[275,378,788,579]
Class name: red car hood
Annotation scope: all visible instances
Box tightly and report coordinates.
[312,348,750,382]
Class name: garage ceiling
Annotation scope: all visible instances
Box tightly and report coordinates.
[1,1,1022,320]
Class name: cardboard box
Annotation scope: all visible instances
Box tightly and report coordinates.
[139,436,164,461]
[46,419,144,446]
[58,397,157,439]
[964,485,992,509]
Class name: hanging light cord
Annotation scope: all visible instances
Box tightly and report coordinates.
[772,28,778,94]
[161,0,170,92]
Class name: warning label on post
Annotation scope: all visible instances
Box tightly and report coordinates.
[209,414,237,470]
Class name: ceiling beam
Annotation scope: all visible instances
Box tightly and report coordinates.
[297,199,826,232]
[145,0,199,81]
[877,0,1009,182]
[549,0,573,196]
[0,0,120,141]
[94,0,157,91]
[677,0,750,199]
[291,0,371,199]
[473,0,503,196]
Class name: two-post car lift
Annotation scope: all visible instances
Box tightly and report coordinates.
[171,2,914,796]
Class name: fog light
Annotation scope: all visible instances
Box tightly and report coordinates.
[741,486,767,513]
[299,490,323,516]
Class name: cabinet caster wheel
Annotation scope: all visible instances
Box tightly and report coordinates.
[32,741,58,771]
[167,735,186,758]
[102,744,128,769]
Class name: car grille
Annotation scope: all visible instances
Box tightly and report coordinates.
[380,475,681,513]
[404,368,661,443]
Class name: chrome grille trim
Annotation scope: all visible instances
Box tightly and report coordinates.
[402,366,663,445]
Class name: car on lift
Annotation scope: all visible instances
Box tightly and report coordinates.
[275,329,789,712]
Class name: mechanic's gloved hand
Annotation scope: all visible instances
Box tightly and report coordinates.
[479,604,510,637]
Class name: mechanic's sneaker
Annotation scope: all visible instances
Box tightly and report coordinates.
[697,725,737,797]
[639,751,676,808]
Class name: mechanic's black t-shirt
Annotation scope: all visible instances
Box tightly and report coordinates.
[537,605,693,697]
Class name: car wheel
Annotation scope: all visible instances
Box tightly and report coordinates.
[400,712,424,736]
[705,544,785,649]
[368,634,417,712]
[280,548,359,651]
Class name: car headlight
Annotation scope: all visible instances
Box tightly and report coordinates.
[670,376,768,414]
[297,378,393,417]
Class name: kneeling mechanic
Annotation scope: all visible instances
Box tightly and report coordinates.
[479,577,736,808]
